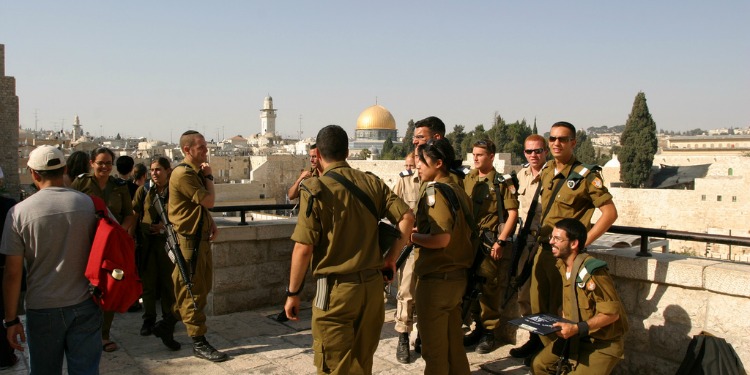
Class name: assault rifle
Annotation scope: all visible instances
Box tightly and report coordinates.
[502,182,542,308]
[461,231,492,323]
[151,193,198,311]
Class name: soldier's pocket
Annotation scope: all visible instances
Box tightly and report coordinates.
[556,191,582,208]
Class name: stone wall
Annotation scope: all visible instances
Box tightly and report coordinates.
[0,44,20,199]
[592,248,750,375]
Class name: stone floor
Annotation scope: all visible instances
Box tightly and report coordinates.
[4,301,529,374]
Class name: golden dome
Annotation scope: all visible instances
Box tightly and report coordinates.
[356,105,396,130]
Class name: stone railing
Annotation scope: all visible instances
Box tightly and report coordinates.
[205,219,749,374]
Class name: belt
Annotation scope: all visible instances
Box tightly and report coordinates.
[420,269,467,280]
[329,269,380,284]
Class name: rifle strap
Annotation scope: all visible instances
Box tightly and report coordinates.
[177,163,203,277]
[323,171,380,223]
[513,180,544,285]
[541,161,581,224]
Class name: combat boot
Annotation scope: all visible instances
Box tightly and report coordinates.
[152,319,181,351]
[192,336,229,362]
[510,333,543,358]
[396,332,410,364]
[463,324,484,346]
[475,331,497,354]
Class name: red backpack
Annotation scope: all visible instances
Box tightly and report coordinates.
[84,195,142,313]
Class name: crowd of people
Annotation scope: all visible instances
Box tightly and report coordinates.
[0,119,629,374]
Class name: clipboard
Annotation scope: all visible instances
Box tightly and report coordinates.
[508,313,575,335]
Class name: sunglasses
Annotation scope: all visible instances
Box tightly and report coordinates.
[524,148,545,155]
[548,136,573,143]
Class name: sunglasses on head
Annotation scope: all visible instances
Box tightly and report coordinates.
[548,136,573,143]
[524,148,545,155]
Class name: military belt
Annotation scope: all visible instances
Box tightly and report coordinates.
[328,269,380,284]
[420,269,467,281]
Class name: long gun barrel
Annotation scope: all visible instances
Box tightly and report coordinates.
[151,193,199,311]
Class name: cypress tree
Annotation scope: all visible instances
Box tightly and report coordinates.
[619,92,658,187]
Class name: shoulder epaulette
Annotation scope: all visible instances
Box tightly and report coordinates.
[114,178,128,186]
[77,173,89,179]
[299,177,322,218]
[364,171,381,180]
[522,162,530,168]
[567,163,602,189]
[399,169,414,178]
[495,172,519,193]
[576,257,608,287]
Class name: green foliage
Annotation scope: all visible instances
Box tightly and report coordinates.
[532,118,538,134]
[403,119,415,155]
[574,130,597,165]
[382,137,394,155]
[359,149,371,160]
[619,92,658,187]
[587,125,625,134]
[447,116,532,165]
[445,125,466,159]
[682,128,705,136]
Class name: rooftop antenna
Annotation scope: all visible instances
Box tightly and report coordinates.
[297,115,303,140]
[375,96,378,105]
[34,109,38,133]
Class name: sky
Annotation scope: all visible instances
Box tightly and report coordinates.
[1,1,748,143]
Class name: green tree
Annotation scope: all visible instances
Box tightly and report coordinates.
[403,119,415,155]
[382,137,394,156]
[619,92,658,187]
[446,125,466,159]
[574,130,597,164]
[532,118,538,134]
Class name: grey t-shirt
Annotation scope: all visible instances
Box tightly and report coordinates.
[1,187,97,309]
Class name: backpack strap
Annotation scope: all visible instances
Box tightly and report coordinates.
[90,195,108,219]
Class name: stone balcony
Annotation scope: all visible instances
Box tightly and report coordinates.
[207,218,750,374]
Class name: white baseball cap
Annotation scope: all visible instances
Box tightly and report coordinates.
[27,145,66,171]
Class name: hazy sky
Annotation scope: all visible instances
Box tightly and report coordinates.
[2,1,748,142]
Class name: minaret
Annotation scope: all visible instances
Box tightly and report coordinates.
[260,95,277,136]
[72,114,83,140]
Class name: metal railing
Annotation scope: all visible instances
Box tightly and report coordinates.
[209,204,298,225]
[607,225,750,258]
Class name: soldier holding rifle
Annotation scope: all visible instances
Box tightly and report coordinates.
[162,130,227,362]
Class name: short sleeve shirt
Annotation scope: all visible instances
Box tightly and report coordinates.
[463,168,519,232]
[168,162,214,238]
[393,172,420,212]
[516,165,543,234]
[414,177,474,276]
[71,174,133,224]
[291,161,410,276]
[539,157,612,239]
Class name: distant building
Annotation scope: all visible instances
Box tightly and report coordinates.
[0,44,20,199]
[260,96,277,136]
[349,104,401,157]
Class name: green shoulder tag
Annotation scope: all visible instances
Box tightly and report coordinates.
[576,257,608,286]
[300,177,322,218]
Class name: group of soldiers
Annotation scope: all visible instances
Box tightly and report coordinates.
[285,119,629,374]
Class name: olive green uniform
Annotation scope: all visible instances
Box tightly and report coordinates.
[414,177,474,375]
[515,165,543,316]
[292,161,409,375]
[392,169,420,333]
[168,162,215,338]
[463,169,519,332]
[531,157,612,346]
[132,185,177,326]
[71,174,133,341]
[532,255,628,374]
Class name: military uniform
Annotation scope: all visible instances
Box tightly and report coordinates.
[532,254,628,374]
[168,162,215,338]
[392,169,420,334]
[132,185,177,329]
[71,173,133,342]
[414,177,474,375]
[531,157,613,346]
[291,161,409,374]
[463,169,519,332]
[515,164,543,316]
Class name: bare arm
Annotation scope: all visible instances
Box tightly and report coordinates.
[384,210,415,279]
[554,312,620,339]
[490,208,518,260]
[284,242,313,321]
[586,200,618,247]
[287,170,312,200]
[3,255,26,351]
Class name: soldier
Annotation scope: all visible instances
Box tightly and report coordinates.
[161,130,227,362]
[509,134,548,362]
[288,144,321,200]
[462,139,519,354]
[284,125,414,374]
[530,122,618,356]
[392,153,420,364]
[71,147,135,353]
[411,138,474,375]
[532,218,628,374]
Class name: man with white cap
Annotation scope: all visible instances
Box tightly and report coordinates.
[1,145,103,374]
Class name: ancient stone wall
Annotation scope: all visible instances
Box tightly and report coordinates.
[0,44,20,199]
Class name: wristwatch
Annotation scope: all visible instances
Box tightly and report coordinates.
[285,286,302,297]
[496,238,510,246]
[3,317,20,328]
[205,174,214,181]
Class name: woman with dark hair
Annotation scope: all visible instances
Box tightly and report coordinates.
[409,138,474,375]
[133,163,148,188]
[131,157,180,350]
[64,150,91,186]
[71,147,135,353]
